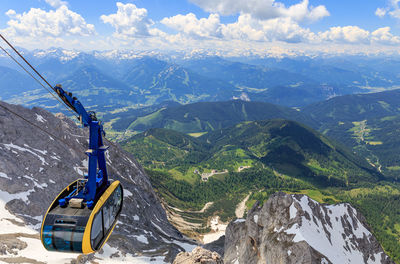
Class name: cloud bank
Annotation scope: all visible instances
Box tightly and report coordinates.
[0,0,399,55]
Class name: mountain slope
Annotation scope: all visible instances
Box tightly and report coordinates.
[180,56,313,89]
[202,119,381,186]
[246,56,400,89]
[59,65,137,112]
[303,89,400,124]
[124,120,381,187]
[303,89,400,179]
[122,57,237,105]
[0,101,194,263]
[113,100,316,133]
[6,65,139,114]
[0,66,41,100]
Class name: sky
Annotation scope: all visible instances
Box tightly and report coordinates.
[0,0,400,56]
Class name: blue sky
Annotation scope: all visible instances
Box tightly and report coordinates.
[0,0,399,56]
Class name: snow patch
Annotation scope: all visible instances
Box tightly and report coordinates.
[135,234,149,244]
[23,175,48,189]
[0,172,11,180]
[124,189,133,198]
[289,201,297,219]
[0,188,34,204]
[3,143,48,165]
[35,113,46,123]
[253,214,259,223]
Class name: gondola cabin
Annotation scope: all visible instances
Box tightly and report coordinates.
[0,36,125,255]
[41,179,123,253]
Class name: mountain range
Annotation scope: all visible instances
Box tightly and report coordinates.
[2,49,400,114]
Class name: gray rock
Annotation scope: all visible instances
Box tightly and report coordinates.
[224,192,395,264]
[173,246,223,264]
[204,235,225,257]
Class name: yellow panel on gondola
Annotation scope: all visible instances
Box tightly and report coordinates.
[40,180,123,254]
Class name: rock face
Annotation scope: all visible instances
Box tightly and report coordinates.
[224,192,395,264]
[173,246,223,264]
[0,101,195,263]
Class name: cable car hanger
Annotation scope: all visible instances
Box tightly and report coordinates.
[0,33,124,254]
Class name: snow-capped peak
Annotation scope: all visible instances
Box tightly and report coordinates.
[224,192,395,264]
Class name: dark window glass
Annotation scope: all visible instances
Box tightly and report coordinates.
[112,186,122,219]
[103,199,112,231]
[42,225,84,252]
[91,210,103,249]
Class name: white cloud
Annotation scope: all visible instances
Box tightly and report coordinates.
[161,13,223,39]
[162,13,317,43]
[222,15,316,42]
[101,2,154,38]
[161,10,400,46]
[45,0,68,9]
[3,6,95,38]
[319,26,370,43]
[188,0,329,22]
[376,0,400,19]
[221,14,266,41]
[317,26,400,45]
[161,0,328,44]
[371,27,400,44]
[375,7,387,18]
[280,0,329,22]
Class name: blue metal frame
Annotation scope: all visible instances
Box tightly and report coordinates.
[54,85,109,208]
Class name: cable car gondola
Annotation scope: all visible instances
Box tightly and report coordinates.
[0,34,124,254]
[41,179,123,253]
[39,85,124,254]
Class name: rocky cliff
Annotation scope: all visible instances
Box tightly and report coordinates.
[0,101,195,263]
[224,192,395,264]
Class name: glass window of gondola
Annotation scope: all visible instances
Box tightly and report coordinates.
[113,185,122,218]
[103,198,112,231]
[104,185,123,234]
[91,211,103,249]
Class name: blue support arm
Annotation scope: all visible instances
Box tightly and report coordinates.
[54,84,91,126]
[54,84,110,208]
